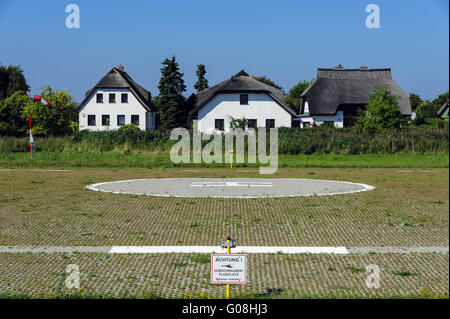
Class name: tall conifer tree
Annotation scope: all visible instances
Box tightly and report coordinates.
[194,64,209,92]
[156,56,187,130]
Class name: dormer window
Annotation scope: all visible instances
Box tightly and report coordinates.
[96,93,103,103]
[240,94,248,105]
[109,94,116,103]
[121,93,128,103]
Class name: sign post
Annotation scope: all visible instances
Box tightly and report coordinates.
[211,236,246,299]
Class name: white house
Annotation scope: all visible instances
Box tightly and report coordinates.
[298,66,412,128]
[78,66,156,131]
[189,70,296,133]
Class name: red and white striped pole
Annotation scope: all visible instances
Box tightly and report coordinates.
[29,113,33,159]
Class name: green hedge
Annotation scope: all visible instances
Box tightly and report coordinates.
[0,127,448,154]
[277,127,449,154]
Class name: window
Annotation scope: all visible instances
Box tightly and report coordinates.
[87,115,96,126]
[102,115,110,126]
[109,94,116,103]
[248,119,257,129]
[117,115,125,126]
[96,93,103,103]
[121,93,128,103]
[265,119,275,128]
[215,119,224,131]
[131,115,139,125]
[240,94,248,105]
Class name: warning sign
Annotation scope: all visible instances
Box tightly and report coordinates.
[211,254,247,284]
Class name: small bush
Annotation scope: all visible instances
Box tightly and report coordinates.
[118,124,141,132]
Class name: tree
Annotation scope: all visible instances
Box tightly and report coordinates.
[0,64,29,99]
[354,86,403,133]
[0,65,7,99]
[155,56,187,130]
[252,76,283,91]
[409,93,422,112]
[0,91,30,135]
[22,85,78,136]
[414,101,435,125]
[194,64,209,92]
[414,91,449,125]
[432,91,449,110]
[285,80,314,113]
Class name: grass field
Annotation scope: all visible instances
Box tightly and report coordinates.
[0,166,448,298]
[0,151,448,168]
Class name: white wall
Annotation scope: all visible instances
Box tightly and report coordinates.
[78,88,153,131]
[299,111,344,128]
[197,93,292,133]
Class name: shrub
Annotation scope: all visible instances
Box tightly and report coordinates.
[424,118,449,129]
[118,124,141,132]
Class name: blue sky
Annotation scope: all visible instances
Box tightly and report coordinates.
[0,0,448,102]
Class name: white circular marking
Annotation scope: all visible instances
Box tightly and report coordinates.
[86,178,375,198]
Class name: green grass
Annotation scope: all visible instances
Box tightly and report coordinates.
[393,271,419,277]
[0,152,448,168]
[347,266,365,274]
[189,254,211,264]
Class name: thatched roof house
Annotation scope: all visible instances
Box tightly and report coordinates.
[78,66,156,131]
[298,66,412,128]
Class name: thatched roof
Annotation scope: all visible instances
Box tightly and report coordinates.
[190,70,296,116]
[300,68,412,115]
[78,67,153,111]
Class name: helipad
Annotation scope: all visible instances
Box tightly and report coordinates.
[86,178,374,198]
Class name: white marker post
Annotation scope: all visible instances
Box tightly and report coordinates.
[211,237,246,299]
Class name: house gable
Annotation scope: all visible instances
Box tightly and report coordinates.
[191,70,296,116]
[78,67,153,113]
[197,92,292,133]
[78,87,152,131]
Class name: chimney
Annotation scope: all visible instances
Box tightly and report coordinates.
[334,64,344,70]
[118,65,124,71]
[360,66,368,69]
